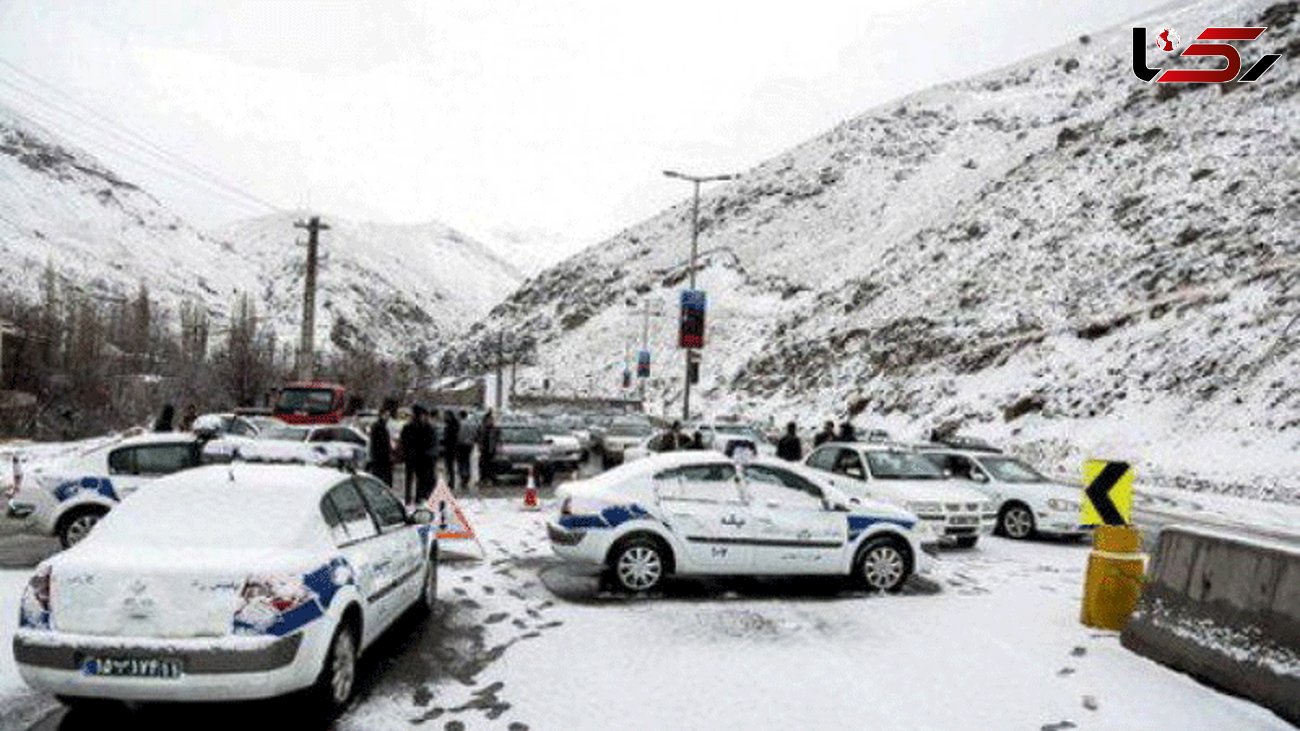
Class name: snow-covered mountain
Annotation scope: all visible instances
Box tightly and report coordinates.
[470,0,1300,500]
[216,215,523,354]
[0,103,522,355]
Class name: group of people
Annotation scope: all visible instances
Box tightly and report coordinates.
[367,401,501,506]
[774,419,858,462]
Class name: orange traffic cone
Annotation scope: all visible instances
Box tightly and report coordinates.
[523,466,540,511]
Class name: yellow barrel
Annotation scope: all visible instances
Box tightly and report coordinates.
[1080,525,1146,630]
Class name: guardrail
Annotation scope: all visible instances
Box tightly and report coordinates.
[1120,525,1300,725]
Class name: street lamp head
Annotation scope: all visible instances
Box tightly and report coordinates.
[663,170,685,179]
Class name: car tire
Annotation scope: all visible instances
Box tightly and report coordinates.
[608,536,669,593]
[57,507,109,548]
[998,503,1036,540]
[953,535,979,549]
[853,536,912,593]
[312,620,360,718]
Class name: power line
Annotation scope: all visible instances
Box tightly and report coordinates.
[0,58,282,214]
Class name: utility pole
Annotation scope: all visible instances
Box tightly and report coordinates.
[663,170,737,422]
[495,331,505,413]
[294,215,329,380]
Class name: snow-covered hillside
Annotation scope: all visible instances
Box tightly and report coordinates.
[0,105,522,355]
[217,215,523,355]
[470,0,1300,501]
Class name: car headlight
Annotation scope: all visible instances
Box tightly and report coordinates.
[906,501,943,516]
[1047,498,1080,512]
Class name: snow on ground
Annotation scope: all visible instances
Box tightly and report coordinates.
[341,498,1292,731]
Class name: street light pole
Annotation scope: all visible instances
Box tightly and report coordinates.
[663,169,737,423]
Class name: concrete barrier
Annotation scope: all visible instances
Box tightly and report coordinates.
[1121,525,1300,725]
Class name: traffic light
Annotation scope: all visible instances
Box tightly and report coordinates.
[622,369,632,389]
[636,349,651,378]
[679,289,706,349]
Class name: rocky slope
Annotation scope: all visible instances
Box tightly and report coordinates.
[0,104,522,356]
[469,0,1300,500]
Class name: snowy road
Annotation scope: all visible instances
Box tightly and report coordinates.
[0,497,1291,731]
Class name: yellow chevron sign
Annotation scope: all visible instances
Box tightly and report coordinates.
[1080,460,1134,526]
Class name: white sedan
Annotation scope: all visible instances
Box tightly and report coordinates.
[805,443,997,548]
[6,433,211,547]
[917,447,1090,540]
[13,463,439,716]
[548,452,935,593]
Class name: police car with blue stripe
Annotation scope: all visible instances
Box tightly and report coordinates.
[13,463,439,717]
[549,452,936,593]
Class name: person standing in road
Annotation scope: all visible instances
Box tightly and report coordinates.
[813,421,835,446]
[153,404,175,432]
[477,409,498,487]
[178,403,198,432]
[837,421,857,443]
[776,422,802,462]
[690,429,705,450]
[660,421,684,451]
[441,410,460,491]
[369,398,397,487]
[401,404,436,505]
[456,410,475,491]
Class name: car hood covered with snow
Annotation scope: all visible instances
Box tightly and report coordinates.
[832,477,990,506]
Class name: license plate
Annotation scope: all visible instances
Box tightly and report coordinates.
[951,516,978,526]
[81,656,183,679]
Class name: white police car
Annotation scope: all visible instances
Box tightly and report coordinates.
[13,463,438,716]
[548,452,934,593]
[7,433,213,547]
[916,446,1090,540]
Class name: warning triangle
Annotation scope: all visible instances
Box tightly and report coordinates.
[426,478,478,542]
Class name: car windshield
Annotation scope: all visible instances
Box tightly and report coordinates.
[260,426,309,441]
[978,456,1049,483]
[274,388,336,415]
[501,426,544,444]
[866,451,947,479]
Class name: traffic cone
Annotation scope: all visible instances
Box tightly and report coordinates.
[522,466,540,511]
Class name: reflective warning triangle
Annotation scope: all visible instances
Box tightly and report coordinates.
[425,478,478,542]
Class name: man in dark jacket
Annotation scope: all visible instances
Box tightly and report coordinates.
[477,409,498,487]
[837,421,857,443]
[813,421,835,447]
[441,410,460,491]
[456,410,475,491]
[401,404,436,504]
[369,398,396,487]
[776,422,802,462]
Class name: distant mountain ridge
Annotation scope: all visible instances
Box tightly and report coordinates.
[0,104,523,356]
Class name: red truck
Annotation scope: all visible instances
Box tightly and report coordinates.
[272,381,348,424]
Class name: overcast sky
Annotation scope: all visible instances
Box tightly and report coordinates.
[0,0,1174,264]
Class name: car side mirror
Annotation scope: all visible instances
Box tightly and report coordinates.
[971,472,989,483]
[823,498,850,512]
[410,508,435,525]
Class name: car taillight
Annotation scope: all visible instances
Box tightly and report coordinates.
[20,565,51,629]
[233,574,311,634]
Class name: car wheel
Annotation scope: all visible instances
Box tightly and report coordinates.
[854,537,911,592]
[58,508,107,548]
[610,537,667,593]
[954,535,979,549]
[313,621,359,717]
[999,504,1036,540]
